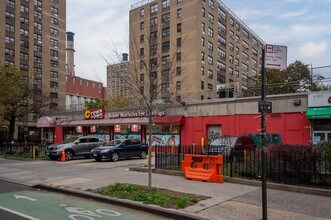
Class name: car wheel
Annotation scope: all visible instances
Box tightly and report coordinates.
[95,158,101,162]
[83,154,90,159]
[110,152,119,162]
[140,151,147,159]
[65,150,74,161]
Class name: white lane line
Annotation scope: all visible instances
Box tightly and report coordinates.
[0,205,39,220]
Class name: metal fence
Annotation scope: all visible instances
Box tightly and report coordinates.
[154,145,331,188]
[0,142,47,159]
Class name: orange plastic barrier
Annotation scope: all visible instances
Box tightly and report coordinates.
[181,154,223,183]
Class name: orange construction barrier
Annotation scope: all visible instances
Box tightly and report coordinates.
[60,149,66,162]
[181,154,223,183]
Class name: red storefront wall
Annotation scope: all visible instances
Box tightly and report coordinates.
[181,112,310,146]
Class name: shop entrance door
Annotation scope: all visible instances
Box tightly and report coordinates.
[313,131,331,144]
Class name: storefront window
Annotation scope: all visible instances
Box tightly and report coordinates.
[114,124,142,141]
[146,125,181,147]
[88,126,110,142]
[64,127,83,140]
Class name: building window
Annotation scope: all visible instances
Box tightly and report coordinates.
[201,66,204,75]
[50,17,58,26]
[207,70,213,79]
[202,22,205,34]
[162,13,170,23]
[176,67,181,75]
[150,17,158,27]
[5,36,15,44]
[5,24,15,32]
[208,27,213,37]
[177,23,182,32]
[34,22,42,31]
[20,17,29,25]
[162,0,170,9]
[6,0,15,8]
[50,38,58,47]
[201,81,204,90]
[176,81,181,90]
[140,35,144,43]
[50,7,58,15]
[140,48,144,56]
[5,48,15,56]
[176,52,181,62]
[162,27,170,36]
[34,45,42,52]
[177,8,182,18]
[201,51,205,62]
[229,67,233,75]
[208,83,213,91]
[177,38,182,47]
[218,22,226,33]
[201,37,205,46]
[207,56,213,65]
[150,4,158,13]
[140,22,144,30]
[20,5,29,13]
[208,13,214,23]
[34,11,42,20]
[140,8,144,16]
[209,0,214,9]
[34,33,42,42]
[20,28,29,36]
[218,7,226,20]
[162,55,170,64]
[230,17,234,26]
[162,41,170,52]
[50,28,58,37]
[208,41,213,51]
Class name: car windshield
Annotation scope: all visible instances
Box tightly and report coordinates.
[210,137,238,147]
[61,136,80,143]
[105,139,122,146]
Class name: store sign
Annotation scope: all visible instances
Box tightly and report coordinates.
[108,111,165,119]
[308,91,331,107]
[84,109,105,120]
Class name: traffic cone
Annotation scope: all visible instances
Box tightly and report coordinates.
[60,149,66,162]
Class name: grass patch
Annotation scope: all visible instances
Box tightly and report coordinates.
[90,182,209,209]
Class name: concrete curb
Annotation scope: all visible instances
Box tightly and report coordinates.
[33,184,208,220]
[129,167,331,197]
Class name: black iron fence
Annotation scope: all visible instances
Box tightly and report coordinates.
[0,142,47,159]
[154,145,331,188]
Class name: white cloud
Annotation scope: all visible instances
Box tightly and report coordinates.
[299,41,328,61]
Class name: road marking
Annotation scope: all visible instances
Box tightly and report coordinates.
[14,194,37,201]
[0,205,39,220]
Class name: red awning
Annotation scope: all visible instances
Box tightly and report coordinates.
[154,116,185,125]
[36,116,56,128]
[58,117,149,127]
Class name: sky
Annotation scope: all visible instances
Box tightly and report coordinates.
[67,0,331,85]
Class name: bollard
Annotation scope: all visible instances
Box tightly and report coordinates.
[32,146,36,160]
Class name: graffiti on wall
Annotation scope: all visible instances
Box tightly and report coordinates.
[207,125,222,145]
[248,133,282,147]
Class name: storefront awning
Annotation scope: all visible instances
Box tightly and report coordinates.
[58,117,150,127]
[306,107,331,119]
[154,116,185,125]
[36,116,56,128]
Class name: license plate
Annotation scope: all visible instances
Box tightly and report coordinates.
[93,154,97,157]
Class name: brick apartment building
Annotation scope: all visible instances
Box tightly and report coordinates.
[129,0,264,102]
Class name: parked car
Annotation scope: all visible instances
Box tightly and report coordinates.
[45,136,105,161]
[91,139,148,162]
[208,136,256,161]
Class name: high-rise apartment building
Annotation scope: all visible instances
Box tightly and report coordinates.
[0,0,66,113]
[107,53,129,100]
[129,0,264,101]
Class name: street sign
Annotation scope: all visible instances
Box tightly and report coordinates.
[258,101,272,113]
[265,44,287,70]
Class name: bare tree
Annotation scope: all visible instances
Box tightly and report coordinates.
[103,26,188,190]
[0,65,50,145]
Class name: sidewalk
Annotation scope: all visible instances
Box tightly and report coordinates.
[0,158,330,219]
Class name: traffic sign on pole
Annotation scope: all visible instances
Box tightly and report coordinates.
[265,44,287,70]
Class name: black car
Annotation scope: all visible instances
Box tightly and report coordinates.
[91,139,148,162]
